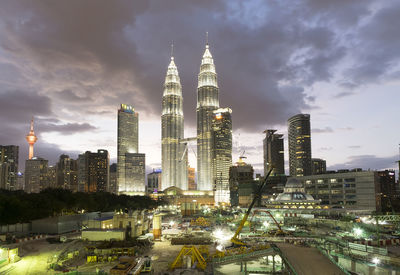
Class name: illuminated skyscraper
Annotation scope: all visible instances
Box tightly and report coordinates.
[25,157,48,193]
[311,158,326,175]
[26,118,38,160]
[78,150,109,192]
[212,108,232,204]
[117,104,139,193]
[0,145,19,190]
[56,154,78,191]
[125,153,146,193]
[263,130,285,176]
[197,42,219,190]
[161,52,187,190]
[288,114,312,177]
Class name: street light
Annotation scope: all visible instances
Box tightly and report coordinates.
[353,227,363,237]
[372,257,380,265]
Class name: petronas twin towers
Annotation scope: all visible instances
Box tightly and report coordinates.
[162,42,228,193]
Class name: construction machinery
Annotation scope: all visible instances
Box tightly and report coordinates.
[249,209,285,236]
[231,166,275,246]
[170,245,207,270]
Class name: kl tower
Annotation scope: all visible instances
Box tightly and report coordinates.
[26,117,38,159]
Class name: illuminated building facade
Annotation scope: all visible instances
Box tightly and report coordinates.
[25,157,48,193]
[188,166,196,190]
[78,150,109,192]
[197,43,219,191]
[311,158,326,175]
[263,130,285,176]
[25,118,38,160]
[0,145,19,190]
[147,169,162,193]
[125,153,146,193]
[161,54,187,190]
[212,108,232,204]
[117,104,139,193]
[56,154,78,191]
[109,163,117,194]
[288,114,312,177]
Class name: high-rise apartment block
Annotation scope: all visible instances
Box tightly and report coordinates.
[161,54,187,190]
[212,108,232,204]
[56,154,78,191]
[25,157,48,193]
[0,145,19,190]
[109,163,117,194]
[311,158,326,175]
[77,150,109,192]
[117,104,139,193]
[197,43,220,191]
[288,114,312,177]
[263,130,284,176]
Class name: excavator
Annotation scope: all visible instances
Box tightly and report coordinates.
[230,166,284,246]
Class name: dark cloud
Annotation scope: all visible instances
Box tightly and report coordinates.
[312,127,333,133]
[328,154,398,171]
[333,91,355,98]
[38,122,97,135]
[0,0,397,170]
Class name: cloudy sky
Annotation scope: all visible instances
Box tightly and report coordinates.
[0,0,398,176]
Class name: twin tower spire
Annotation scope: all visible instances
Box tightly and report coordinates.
[161,39,220,191]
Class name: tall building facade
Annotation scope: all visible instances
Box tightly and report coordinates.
[147,169,162,193]
[117,104,139,193]
[188,166,196,190]
[197,43,219,191]
[78,150,109,192]
[263,130,284,176]
[212,108,232,204]
[161,55,187,190]
[229,158,254,206]
[125,153,146,193]
[311,158,327,175]
[109,163,117,194]
[56,154,78,191]
[288,114,312,177]
[0,145,19,190]
[25,157,48,193]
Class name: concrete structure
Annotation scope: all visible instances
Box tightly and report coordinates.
[161,186,215,211]
[161,53,188,190]
[263,130,284,176]
[55,154,78,191]
[297,169,396,212]
[229,158,254,206]
[77,150,109,192]
[0,145,19,190]
[24,157,48,193]
[288,114,311,177]
[25,118,38,160]
[82,229,125,241]
[124,153,145,194]
[212,108,232,205]
[197,42,220,191]
[311,158,326,175]
[147,169,161,193]
[117,104,139,193]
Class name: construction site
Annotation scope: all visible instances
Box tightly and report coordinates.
[1,168,400,275]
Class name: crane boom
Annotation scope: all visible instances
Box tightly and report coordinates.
[231,166,274,246]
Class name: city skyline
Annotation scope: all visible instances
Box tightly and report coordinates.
[0,1,399,177]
